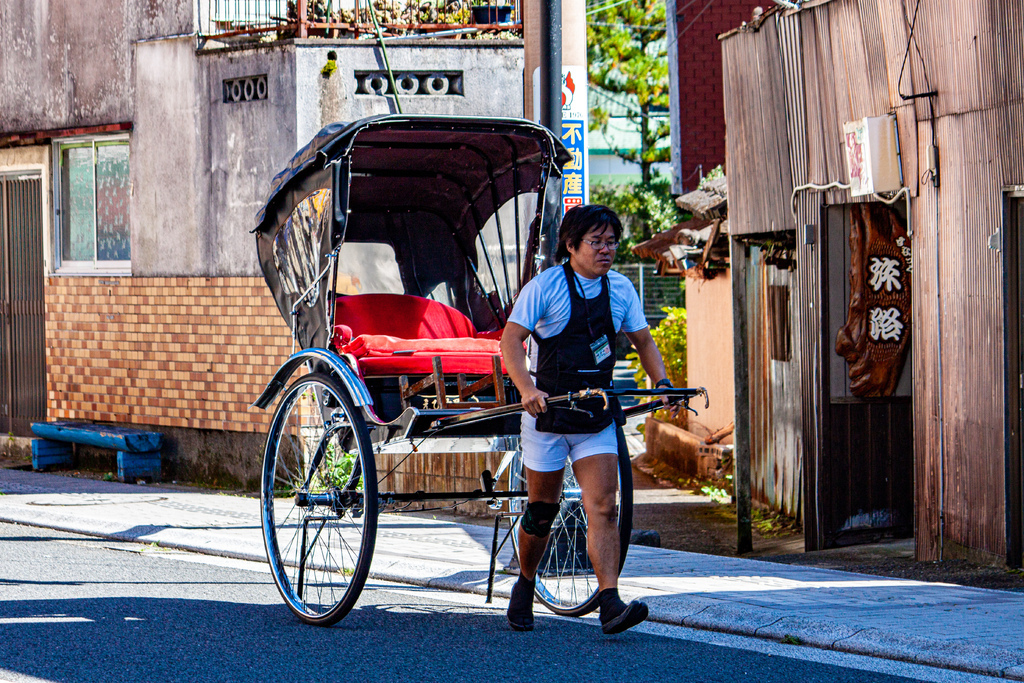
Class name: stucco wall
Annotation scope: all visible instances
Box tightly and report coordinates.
[131,39,524,278]
[132,40,297,277]
[0,0,192,134]
[201,47,298,277]
[685,271,734,439]
[295,40,525,144]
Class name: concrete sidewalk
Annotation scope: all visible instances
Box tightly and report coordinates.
[2,468,1023,679]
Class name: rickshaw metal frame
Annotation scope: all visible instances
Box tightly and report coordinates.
[252,114,707,626]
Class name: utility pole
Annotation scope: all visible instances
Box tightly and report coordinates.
[525,0,587,211]
[526,0,562,134]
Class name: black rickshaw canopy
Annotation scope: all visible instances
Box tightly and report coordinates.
[254,115,572,350]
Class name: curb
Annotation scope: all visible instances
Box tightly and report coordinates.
[2,499,1024,679]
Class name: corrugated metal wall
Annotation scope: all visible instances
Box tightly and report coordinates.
[909,2,1024,561]
[748,247,802,517]
[723,0,1024,560]
[797,3,917,202]
[721,16,794,237]
[721,17,803,518]
[0,174,46,436]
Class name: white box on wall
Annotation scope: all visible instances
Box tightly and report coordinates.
[843,115,902,197]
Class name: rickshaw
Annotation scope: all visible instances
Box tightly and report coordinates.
[251,115,706,626]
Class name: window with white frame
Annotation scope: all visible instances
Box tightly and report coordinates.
[53,135,131,273]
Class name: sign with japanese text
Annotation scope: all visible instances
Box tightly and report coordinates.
[843,115,902,197]
[561,65,588,215]
[835,203,912,397]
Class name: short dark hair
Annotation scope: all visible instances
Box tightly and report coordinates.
[555,204,623,261]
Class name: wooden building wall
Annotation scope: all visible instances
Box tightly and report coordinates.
[721,0,1024,561]
[721,17,803,518]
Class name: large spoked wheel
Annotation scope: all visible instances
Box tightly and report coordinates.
[508,429,633,617]
[261,371,378,626]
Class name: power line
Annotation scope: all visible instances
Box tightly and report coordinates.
[591,87,671,120]
[666,0,718,51]
[586,0,634,16]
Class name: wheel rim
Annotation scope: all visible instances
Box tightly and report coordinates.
[261,375,377,624]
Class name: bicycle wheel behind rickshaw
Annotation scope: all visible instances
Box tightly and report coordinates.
[508,428,633,617]
[260,371,378,626]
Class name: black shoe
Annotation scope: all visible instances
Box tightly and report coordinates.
[601,600,649,634]
[598,588,648,635]
[507,576,535,632]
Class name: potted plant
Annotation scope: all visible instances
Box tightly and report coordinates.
[471,0,512,25]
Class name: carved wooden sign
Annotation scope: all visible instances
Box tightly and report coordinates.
[835,203,912,397]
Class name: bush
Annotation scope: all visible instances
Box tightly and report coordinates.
[627,306,686,388]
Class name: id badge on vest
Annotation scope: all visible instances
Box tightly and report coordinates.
[590,335,612,365]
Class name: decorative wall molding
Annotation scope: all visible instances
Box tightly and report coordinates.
[355,71,464,97]
[222,75,269,103]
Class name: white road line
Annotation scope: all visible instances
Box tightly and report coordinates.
[0,616,94,625]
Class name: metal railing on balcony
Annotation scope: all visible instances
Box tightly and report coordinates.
[197,0,522,42]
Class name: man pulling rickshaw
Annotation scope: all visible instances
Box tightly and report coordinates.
[502,204,675,634]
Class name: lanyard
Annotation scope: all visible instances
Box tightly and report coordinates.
[570,269,599,340]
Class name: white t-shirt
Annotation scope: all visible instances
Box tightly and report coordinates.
[509,264,647,438]
[509,265,648,340]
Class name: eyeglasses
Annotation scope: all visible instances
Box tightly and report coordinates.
[582,239,620,251]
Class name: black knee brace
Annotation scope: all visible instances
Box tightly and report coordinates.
[521,501,561,537]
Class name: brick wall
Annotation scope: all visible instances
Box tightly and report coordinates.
[45,276,293,433]
[675,0,762,191]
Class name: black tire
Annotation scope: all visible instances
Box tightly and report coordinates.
[261,372,378,626]
[509,427,633,617]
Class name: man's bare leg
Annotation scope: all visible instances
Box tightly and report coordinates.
[570,453,621,590]
[516,466,565,580]
[507,466,563,631]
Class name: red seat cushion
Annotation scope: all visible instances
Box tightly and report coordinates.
[341,334,500,358]
[331,294,507,378]
[333,294,479,342]
[356,352,507,377]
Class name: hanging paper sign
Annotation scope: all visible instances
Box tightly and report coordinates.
[561,65,588,215]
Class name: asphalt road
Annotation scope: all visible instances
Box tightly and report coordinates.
[0,522,1001,683]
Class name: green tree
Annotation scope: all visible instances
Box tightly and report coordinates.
[587,0,671,185]
[591,175,686,259]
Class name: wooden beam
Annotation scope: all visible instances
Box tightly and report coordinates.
[492,354,506,405]
[297,0,308,37]
[0,122,132,149]
[432,355,447,408]
[730,238,752,554]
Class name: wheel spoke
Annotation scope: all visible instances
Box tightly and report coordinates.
[261,374,378,626]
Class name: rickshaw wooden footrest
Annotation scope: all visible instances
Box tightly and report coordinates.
[399,354,507,410]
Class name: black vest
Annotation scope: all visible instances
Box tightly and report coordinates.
[532,263,622,434]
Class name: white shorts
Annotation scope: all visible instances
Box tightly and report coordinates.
[520,413,619,472]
